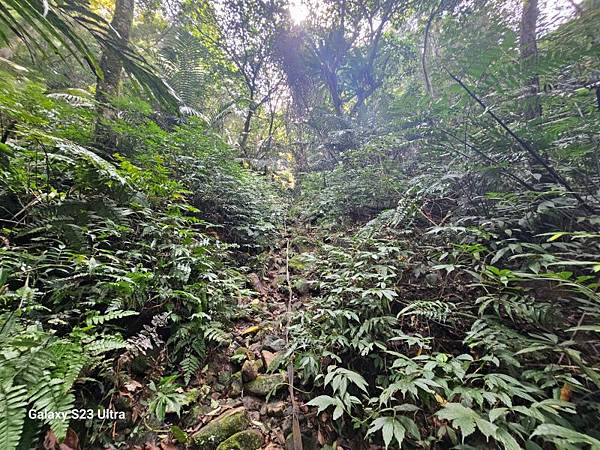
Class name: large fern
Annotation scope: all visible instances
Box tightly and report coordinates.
[0,384,28,450]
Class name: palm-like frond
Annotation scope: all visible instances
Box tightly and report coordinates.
[0,0,178,107]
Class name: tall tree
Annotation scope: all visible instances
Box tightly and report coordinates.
[94,0,135,151]
[285,0,402,119]
[188,0,287,154]
[519,0,541,120]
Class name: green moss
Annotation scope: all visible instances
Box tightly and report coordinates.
[215,429,263,450]
[191,407,249,450]
[244,373,286,396]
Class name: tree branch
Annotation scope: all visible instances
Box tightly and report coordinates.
[445,67,595,213]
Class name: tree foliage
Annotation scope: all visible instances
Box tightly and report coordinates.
[1,0,599,448]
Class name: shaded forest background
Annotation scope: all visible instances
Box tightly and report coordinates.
[0,0,600,449]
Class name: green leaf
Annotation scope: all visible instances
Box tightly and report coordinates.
[367,417,406,449]
[306,395,336,414]
[436,403,480,441]
[531,424,600,447]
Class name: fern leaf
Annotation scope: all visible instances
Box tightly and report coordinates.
[181,354,201,385]
[0,384,28,450]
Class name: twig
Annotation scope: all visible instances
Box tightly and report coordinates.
[284,222,303,450]
[440,129,538,192]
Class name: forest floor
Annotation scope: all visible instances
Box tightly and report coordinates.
[180,222,328,450]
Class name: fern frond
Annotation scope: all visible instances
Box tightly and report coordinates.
[30,377,74,440]
[181,354,201,385]
[203,325,230,344]
[0,384,28,450]
[86,310,138,326]
[398,300,454,323]
[86,337,127,355]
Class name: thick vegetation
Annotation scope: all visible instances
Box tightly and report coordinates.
[0,0,599,449]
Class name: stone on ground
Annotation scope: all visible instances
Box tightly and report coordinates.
[241,359,259,382]
[229,372,243,398]
[215,429,263,450]
[191,407,250,449]
[244,373,286,396]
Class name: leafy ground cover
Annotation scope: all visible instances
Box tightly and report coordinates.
[1,1,599,449]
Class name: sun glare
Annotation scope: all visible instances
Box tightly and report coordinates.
[289,0,309,25]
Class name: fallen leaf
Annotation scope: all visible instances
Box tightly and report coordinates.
[434,393,448,405]
[63,429,79,450]
[43,431,58,450]
[125,380,143,392]
[560,383,572,401]
[240,324,262,335]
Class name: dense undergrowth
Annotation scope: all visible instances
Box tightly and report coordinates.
[1,0,600,449]
[283,9,600,446]
[0,70,282,447]
[289,183,600,448]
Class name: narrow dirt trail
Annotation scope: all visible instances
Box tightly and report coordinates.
[190,221,317,450]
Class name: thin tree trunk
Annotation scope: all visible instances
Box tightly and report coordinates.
[93,0,135,153]
[519,0,541,120]
[239,106,255,154]
[422,1,442,98]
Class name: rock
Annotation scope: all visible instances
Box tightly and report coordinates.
[265,401,287,417]
[244,373,286,397]
[191,407,250,450]
[241,395,264,411]
[241,360,259,382]
[264,444,284,450]
[218,371,232,384]
[263,335,286,352]
[248,272,267,294]
[249,342,263,353]
[170,425,188,444]
[215,429,263,450]
[285,432,319,450]
[186,404,212,426]
[262,351,284,371]
[281,417,292,435]
[253,358,264,371]
[261,350,275,369]
[229,372,243,398]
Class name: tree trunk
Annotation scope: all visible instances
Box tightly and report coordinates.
[519,0,541,120]
[239,106,255,154]
[93,0,135,153]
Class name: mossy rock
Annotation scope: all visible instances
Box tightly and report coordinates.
[191,407,249,449]
[215,429,263,450]
[244,373,286,397]
[241,359,259,382]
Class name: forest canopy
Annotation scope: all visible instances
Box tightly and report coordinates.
[0,0,599,449]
